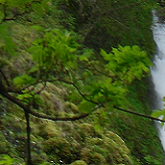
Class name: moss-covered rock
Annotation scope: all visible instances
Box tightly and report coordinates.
[70,160,87,165]
[77,123,96,138]
[43,137,73,163]
[79,131,132,165]
[64,101,79,113]
[0,133,8,154]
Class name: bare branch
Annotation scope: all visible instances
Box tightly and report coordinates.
[114,106,165,123]
[29,110,90,121]
[1,90,165,123]
[0,91,99,121]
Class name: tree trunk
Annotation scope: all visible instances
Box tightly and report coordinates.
[25,111,32,165]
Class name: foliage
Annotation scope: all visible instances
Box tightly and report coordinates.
[0,0,164,164]
[9,26,152,116]
[0,154,24,165]
[100,45,151,83]
[151,97,165,124]
[107,80,165,164]
[144,155,160,165]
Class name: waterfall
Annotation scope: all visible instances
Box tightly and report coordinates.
[151,10,165,151]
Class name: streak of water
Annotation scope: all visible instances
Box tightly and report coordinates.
[151,10,165,150]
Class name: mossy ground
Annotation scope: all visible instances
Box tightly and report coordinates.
[0,80,164,164]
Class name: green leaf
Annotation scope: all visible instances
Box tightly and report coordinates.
[100,49,111,61]
[78,100,95,113]
[79,49,93,61]
[34,94,43,106]
[79,55,88,61]
[0,154,18,165]
[28,45,43,65]
[151,109,165,120]
[13,75,35,87]
[94,123,103,132]
[17,93,32,104]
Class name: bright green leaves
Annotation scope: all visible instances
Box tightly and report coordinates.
[151,109,165,126]
[13,75,36,88]
[75,45,152,109]
[151,109,164,119]
[0,154,21,165]
[17,90,42,106]
[2,15,151,117]
[78,48,93,61]
[78,99,95,113]
[12,30,151,115]
[13,74,43,106]
[29,29,79,75]
[66,44,151,113]
[100,45,152,84]
[151,97,165,125]
[17,92,33,105]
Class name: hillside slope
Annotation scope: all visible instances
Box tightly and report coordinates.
[0,0,164,164]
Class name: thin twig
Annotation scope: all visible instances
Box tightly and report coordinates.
[114,106,165,123]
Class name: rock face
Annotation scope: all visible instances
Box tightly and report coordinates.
[70,160,87,165]
[42,118,133,165]
[0,82,133,165]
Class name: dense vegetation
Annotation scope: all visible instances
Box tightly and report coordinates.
[0,0,164,164]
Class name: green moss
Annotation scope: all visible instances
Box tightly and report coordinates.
[64,102,79,113]
[40,90,64,115]
[43,82,67,99]
[31,152,45,165]
[104,131,130,155]
[11,23,38,49]
[78,130,132,165]
[43,137,73,163]
[70,160,87,165]
[77,123,96,138]
[32,120,60,139]
[0,133,8,153]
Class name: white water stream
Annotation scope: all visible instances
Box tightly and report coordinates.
[151,10,165,151]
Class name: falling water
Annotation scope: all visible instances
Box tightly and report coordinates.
[151,10,165,151]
